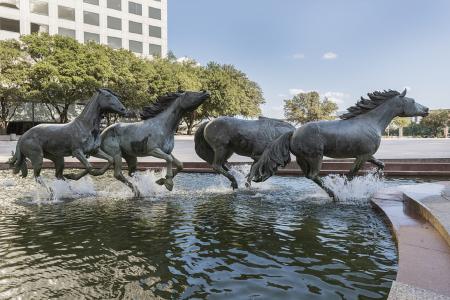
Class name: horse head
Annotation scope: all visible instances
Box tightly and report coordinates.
[96,88,127,116]
[395,89,429,117]
[178,90,210,112]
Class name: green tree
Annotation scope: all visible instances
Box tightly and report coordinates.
[0,39,29,134]
[21,33,111,123]
[420,110,449,137]
[387,117,411,136]
[283,91,338,125]
[196,62,264,133]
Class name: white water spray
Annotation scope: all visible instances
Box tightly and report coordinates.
[322,171,387,203]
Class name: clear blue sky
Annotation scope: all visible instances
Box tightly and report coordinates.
[168,0,450,118]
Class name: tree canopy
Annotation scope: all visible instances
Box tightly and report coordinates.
[283,91,338,125]
[0,33,264,133]
[0,39,30,133]
[420,110,449,137]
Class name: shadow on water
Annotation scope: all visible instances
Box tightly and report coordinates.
[0,169,417,299]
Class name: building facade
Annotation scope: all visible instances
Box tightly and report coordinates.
[0,0,167,57]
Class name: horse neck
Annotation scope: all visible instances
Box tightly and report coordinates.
[76,94,102,130]
[148,101,183,133]
[358,101,400,133]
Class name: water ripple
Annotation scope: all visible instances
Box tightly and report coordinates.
[0,169,423,299]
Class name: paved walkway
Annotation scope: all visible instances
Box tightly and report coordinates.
[1,136,449,163]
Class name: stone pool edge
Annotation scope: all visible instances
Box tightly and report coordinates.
[371,182,450,300]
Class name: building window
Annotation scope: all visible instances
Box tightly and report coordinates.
[148,7,161,20]
[0,17,19,33]
[107,0,121,11]
[58,5,75,21]
[30,0,48,16]
[128,2,142,15]
[107,36,122,49]
[30,23,48,33]
[129,40,142,53]
[58,27,76,38]
[149,43,161,57]
[83,0,99,5]
[107,16,121,30]
[0,0,19,9]
[84,32,100,43]
[129,21,142,34]
[84,11,99,26]
[148,25,161,38]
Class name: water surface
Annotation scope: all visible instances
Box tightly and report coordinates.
[0,169,420,299]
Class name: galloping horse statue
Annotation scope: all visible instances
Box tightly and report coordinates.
[71,91,210,196]
[195,116,295,189]
[8,89,127,192]
[247,89,429,199]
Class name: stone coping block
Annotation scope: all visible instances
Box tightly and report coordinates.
[372,182,450,299]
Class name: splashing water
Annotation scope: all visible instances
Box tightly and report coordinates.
[0,178,15,187]
[322,171,387,203]
[31,176,97,203]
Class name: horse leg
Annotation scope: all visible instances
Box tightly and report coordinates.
[171,154,183,178]
[245,158,259,188]
[123,153,138,177]
[112,154,141,197]
[45,154,65,180]
[298,155,336,200]
[64,149,93,180]
[148,148,175,191]
[368,156,385,174]
[30,151,54,198]
[347,155,370,180]
[211,147,238,190]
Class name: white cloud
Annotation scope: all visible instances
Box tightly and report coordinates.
[323,91,348,104]
[322,52,338,60]
[289,88,308,95]
[292,53,305,60]
[277,93,287,98]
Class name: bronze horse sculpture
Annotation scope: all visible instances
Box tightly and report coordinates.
[9,89,127,193]
[70,91,210,196]
[247,89,429,199]
[195,116,295,189]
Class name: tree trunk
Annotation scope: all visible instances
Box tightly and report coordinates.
[399,127,403,137]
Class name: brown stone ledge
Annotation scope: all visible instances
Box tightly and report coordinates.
[371,183,450,299]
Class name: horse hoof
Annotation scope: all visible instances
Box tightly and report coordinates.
[231,182,238,190]
[245,182,251,188]
[164,179,174,191]
[155,178,165,186]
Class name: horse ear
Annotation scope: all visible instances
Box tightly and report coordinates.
[400,88,407,97]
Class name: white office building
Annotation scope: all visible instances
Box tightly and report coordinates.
[0,0,167,57]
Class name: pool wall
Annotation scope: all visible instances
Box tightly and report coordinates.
[371,181,450,299]
[1,158,450,177]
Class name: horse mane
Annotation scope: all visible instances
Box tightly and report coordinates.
[140,93,180,120]
[340,90,401,120]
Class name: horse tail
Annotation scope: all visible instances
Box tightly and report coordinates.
[8,142,28,178]
[194,121,214,165]
[248,131,294,182]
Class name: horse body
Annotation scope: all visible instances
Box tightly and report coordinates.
[9,89,126,191]
[76,91,210,196]
[292,117,381,159]
[249,89,429,199]
[195,116,295,188]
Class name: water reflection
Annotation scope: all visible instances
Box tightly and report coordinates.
[0,170,406,299]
